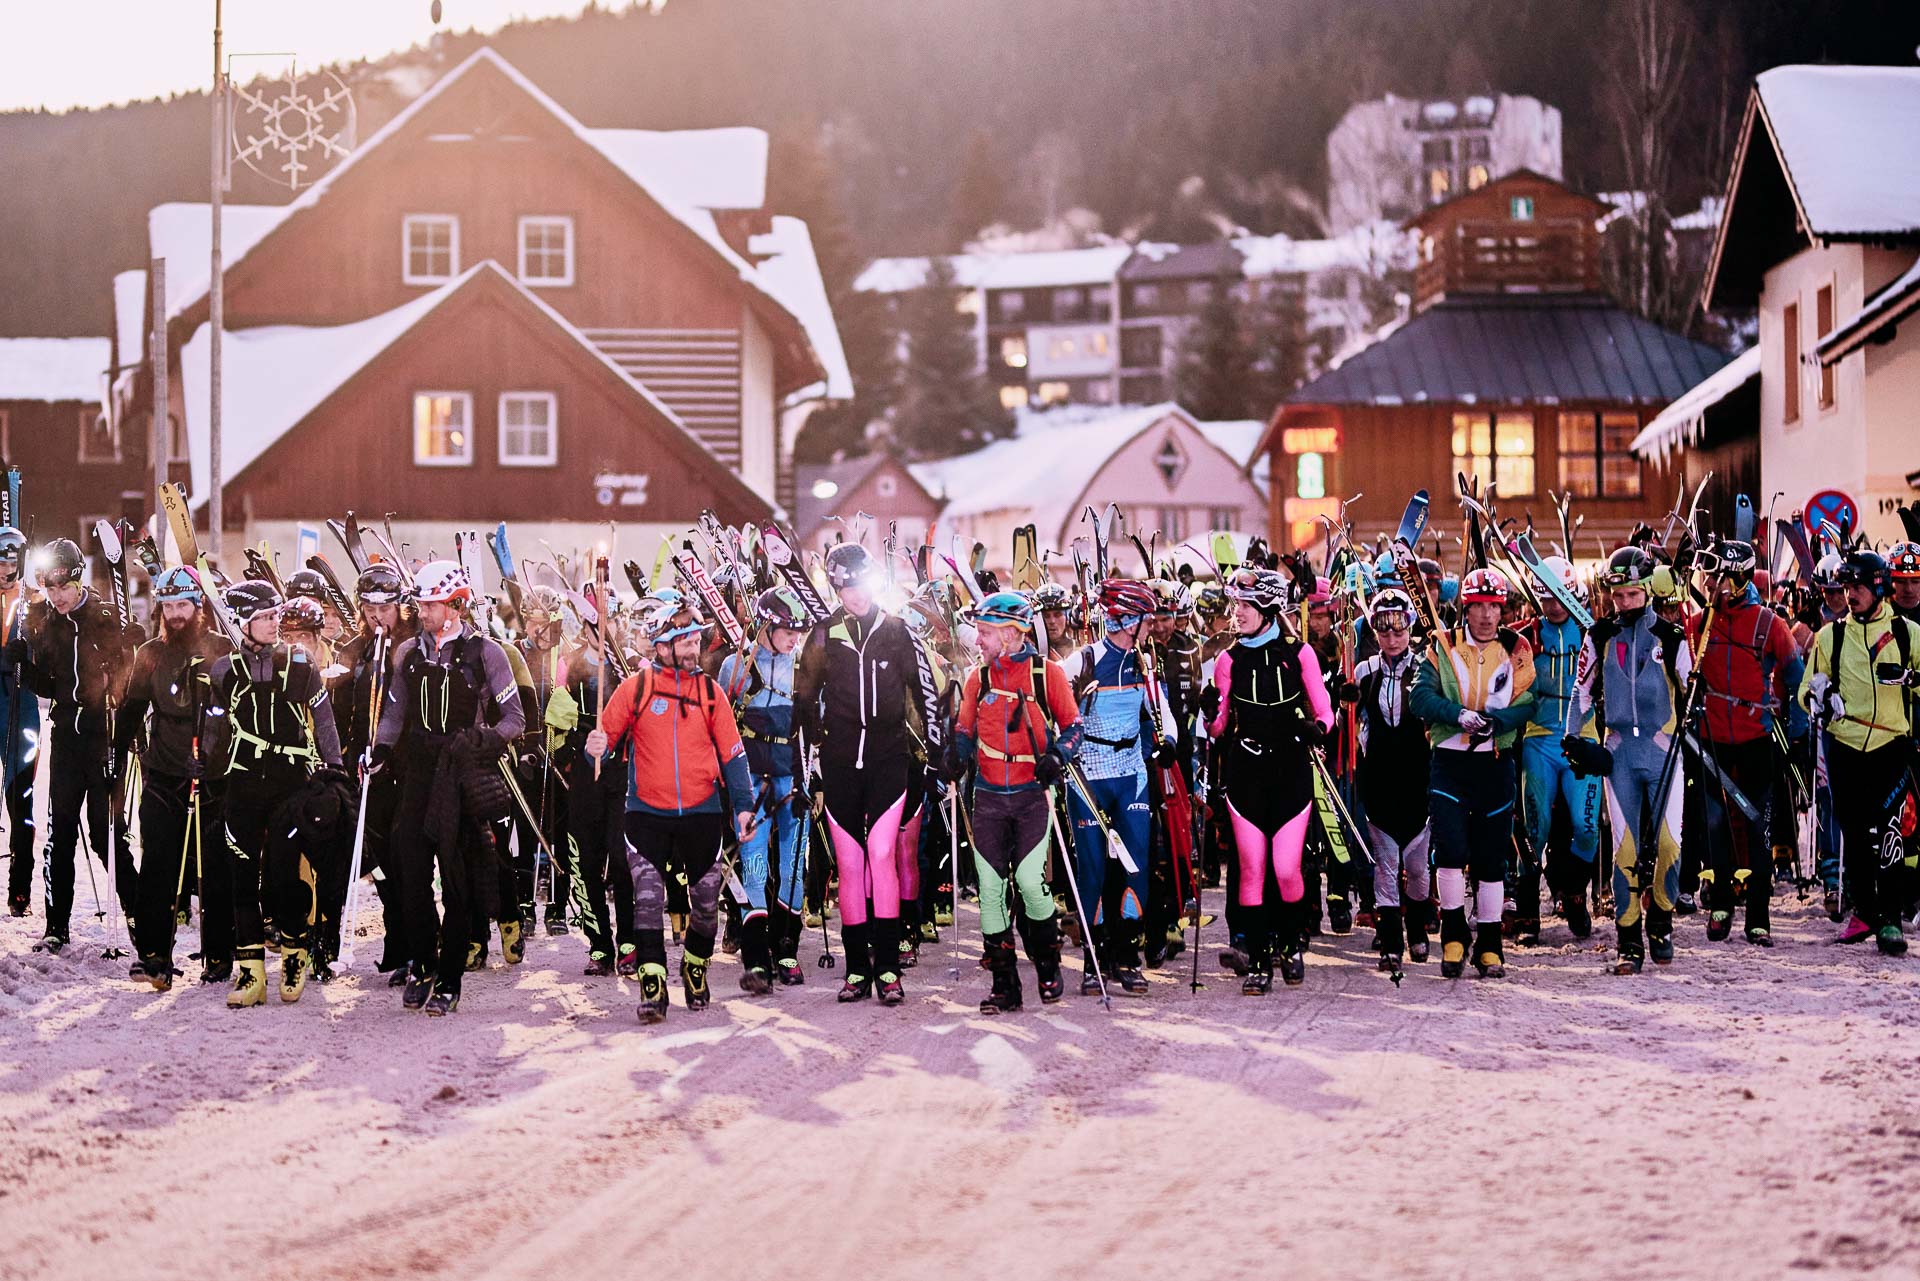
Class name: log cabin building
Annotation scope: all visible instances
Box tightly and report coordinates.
[115,46,848,580]
[1255,170,1731,558]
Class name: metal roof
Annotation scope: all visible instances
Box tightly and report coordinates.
[1119,240,1243,282]
[1287,294,1731,407]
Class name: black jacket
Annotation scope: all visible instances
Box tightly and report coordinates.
[116,625,231,778]
[21,590,141,737]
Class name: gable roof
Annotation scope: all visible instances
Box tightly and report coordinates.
[0,338,110,404]
[1284,294,1730,407]
[1816,253,1920,367]
[177,261,771,519]
[165,47,835,399]
[1404,168,1609,233]
[793,454,935,539]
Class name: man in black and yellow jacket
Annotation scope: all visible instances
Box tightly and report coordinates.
[1801,550,1920,956]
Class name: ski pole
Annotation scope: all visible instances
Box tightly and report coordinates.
[948,778,962,981]
[1046,798,1111,1011]
[338,629,387,970]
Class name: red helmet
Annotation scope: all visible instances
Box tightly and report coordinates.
[1889,541,1920,581]
[1460,566,1512,604]
[1098,577,1159,625]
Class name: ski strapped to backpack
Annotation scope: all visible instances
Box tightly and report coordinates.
[674,545,745,649]
[760,523,831,623]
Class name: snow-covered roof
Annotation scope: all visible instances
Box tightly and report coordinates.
[854,245,1133,295]
[148,202,289,319]
[584,127,767,212]
[1630,344,1762,461]
[1193,418,1270,492]
[176,262,737,512]
[1234,224,1409,276]
[1756,65,1920,239]
[0,337,110,403]
[113,270,147,366]
[749,216,852,401]
[1817,254,1920,367]
[911,402,1249,542]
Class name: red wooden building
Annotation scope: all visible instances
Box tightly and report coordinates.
[119,46,848,577]
[1254,171,1731,557]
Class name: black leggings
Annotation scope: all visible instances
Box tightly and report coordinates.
[624,810,725,967]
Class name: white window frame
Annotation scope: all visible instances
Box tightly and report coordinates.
[402,214,460,286]
[517,216,576,288]
[497,391,558,467]
[413,391,474,467]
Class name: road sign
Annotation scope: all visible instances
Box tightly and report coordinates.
[1804,488,1857,537]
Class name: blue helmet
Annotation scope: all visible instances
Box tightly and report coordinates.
[975,591,1034,631]
[154,565,206,604]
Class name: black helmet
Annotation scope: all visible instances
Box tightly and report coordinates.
[41,537,85,587]
[1837,549,1891,597]
[1717,539,1757,585]
[355,563,406,606]
[824,542,874,590]
[225,580,282,622]
[752,586,810,632]
[284,568,331,606]
[1600,546,1655,590]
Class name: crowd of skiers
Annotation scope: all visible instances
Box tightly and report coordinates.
[4,501,1918,1021]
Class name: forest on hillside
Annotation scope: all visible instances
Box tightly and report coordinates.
[2,0,1914,340]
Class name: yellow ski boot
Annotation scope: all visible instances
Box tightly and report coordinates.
[280,948,311,1003]
[227,948,268,1009]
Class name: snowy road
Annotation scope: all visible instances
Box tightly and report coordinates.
[1,892,1917,1280]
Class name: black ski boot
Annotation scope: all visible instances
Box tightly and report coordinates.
[876,969,906,1006]
[1647,906,1675,966]
[637,963,669,1023]
[1473,923,1506,978]
[1513,915,1541,946]
[403,968,436,1010]
[1564,889,1592,939]
[1218,937,1251,975]
[1878,925,1908,957]
[1705,909,1732,942]
[1080,922,1106,995]
[979,931,1022,1015]
[617,944,640,978]
[583,952,616,977]
[202,956,234,985]
[739,916,773,994]
[680,956,711,1010]
[424,990,459,1017]
[544,906,569,936]
[1027,914,1065,1004]
[1375,907,1405,975]
[1278,946,1306,987]
[1327,893,1353,936]
[7,892,26,917]
[1407,901,1431,963]
[1439,906,1471,978]
[1242,965,1273,995]
[1111,926,1148,995]
[1613,924,1644,975]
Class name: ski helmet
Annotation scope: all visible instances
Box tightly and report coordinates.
[752,586,810,633]
[824,543,874,591]
[224,580,282,622]
[1887,541,1920,581]
[523,584,565,622]
[355,563,407,606]
[153,565,206,605]
[1716,539,1757,587]
[278,595,325,635]
[1369,587,1416,630]
[1813,551,1846,591]
[41,537,85,587]
[1194,584,1227,619]
[1531,554,1586,605]
[1150,579,1191,617]
[975,591,1034,632]
[1307,576,1333,608]
[640,593,707,646]
[0,527,24,565]
[284,568,331,607]
[1600,546,1655,591]
[1373,550,1402,588]
[1459,566,1512,604]
[413,559,473,605]
[1837,549,1891,597]
[1098,577,1159,626]
[1223,566,1290,615]
[1030,582,1072,613]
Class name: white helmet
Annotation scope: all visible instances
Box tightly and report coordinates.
[413,559,473,605]
[1532,554,1587,604]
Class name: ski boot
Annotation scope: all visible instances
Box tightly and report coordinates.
[1218,942,1251,975]
[500,918,526,966]
[837,972,873,1003]
[1647,907,1674,966]
[978,932,1021,1015]
[1745,926,1774,948]
[1326,894,1352,936]
[424,990,459,1017]
[680,956,711,1010]
[140,953,173,993]
[280,948,311,1003]
[1473,924,1506,979]
[1878,925,1908,957]
[583,952,616,977]
[1439,907,1470,979]
[1705,910,1732,942]
[465,941,487,972]
[1035,953,1065,1004]
[1674,891,1698,916]
[934,902,954,928]
[1612,925,1644,975]
[1242,966,1273,995]
[1375,907,1405,976]
[1838,914,1874,944]
[876,967,906,1006]
[128,958,148,982]
[385,963,409,988]
[636,964,670,1023]
[1407,903,1432,963]
[1563,889,1592,939]
[403,968,436,1010]
[898,936,919,970]
[311,948,336,985]
[1824,891,1843,923]
[617,943,640,978]
[740,965,772,995]
[1513,915,1542,947]
[544,906,569,936]
[31,931,66,954]
[1278,945,1306,987]
[776,956,805,986]
[227,948,268,1009]
[6,892,26,917]
[201,956,232,986]
[918,919,941,944]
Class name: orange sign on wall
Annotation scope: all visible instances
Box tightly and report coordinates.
[1281,426,1342,454]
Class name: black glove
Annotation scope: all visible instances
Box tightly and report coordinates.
[3,638,26,667]
[938,742,968,785]
[460,725,508,759]
[1152,742,1178,769]
[789,786,811,816]
[1334,679,1361,705]
[369,743,394,773]
[1033,749,1066,787]
[1198,684,1221,723]
[1876,661,1915,688]
[181,754,205,782]
[1303,719,1331,746]
[1562,735,1613,778]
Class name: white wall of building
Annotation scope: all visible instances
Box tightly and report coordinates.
[739,305,777,501]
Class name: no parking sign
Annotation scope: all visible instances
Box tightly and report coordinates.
[1803,488,1858,537]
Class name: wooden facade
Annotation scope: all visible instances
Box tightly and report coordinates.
[1407,170,1608,308]
[0,397,153,549]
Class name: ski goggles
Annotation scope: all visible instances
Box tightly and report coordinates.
[1370,614,1411,634]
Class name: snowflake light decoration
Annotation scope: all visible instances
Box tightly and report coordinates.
[229,67,356,191]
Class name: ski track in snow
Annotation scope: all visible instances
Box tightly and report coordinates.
[0,893,1917,1279]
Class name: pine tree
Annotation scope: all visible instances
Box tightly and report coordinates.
[1246,281,1308,416]
[1174,261,1254,420]
[896,256,1009,458]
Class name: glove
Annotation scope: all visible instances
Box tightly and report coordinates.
[3,638,26,667]
[1456,709,1489,735]
[1302,718,1331,746]
[369,743,394,773]
[1561,735,1613,778]
[1825,690,1847,722]
[1198,684,1221,723]
[938,743,968,785]
[1876,662,1916,688]
[182,754,205,782]
[789,786,811,816]
[1152,742,1178,769]
[1334,679,1361,705]
[1033,749,1065,787]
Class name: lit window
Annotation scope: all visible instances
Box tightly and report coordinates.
[1090,331,1110,356]
[955,292,980,316]
[1509,195,1535,222]
[78,408,118,464]
[1451,410,1534,496]
[414,391,473,466]
[1296,452,1325,499]
[1556,411,1640,499]
[499,392,557,466]
[998,384,1029,410]
[1050,336,1078,359]
[403,214,459,285]
[1000,336,1028,369]
[1036,381,1071,405]
[1467,164,1490,190]
[1429,168,1451,200]
[517,216,575,287]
